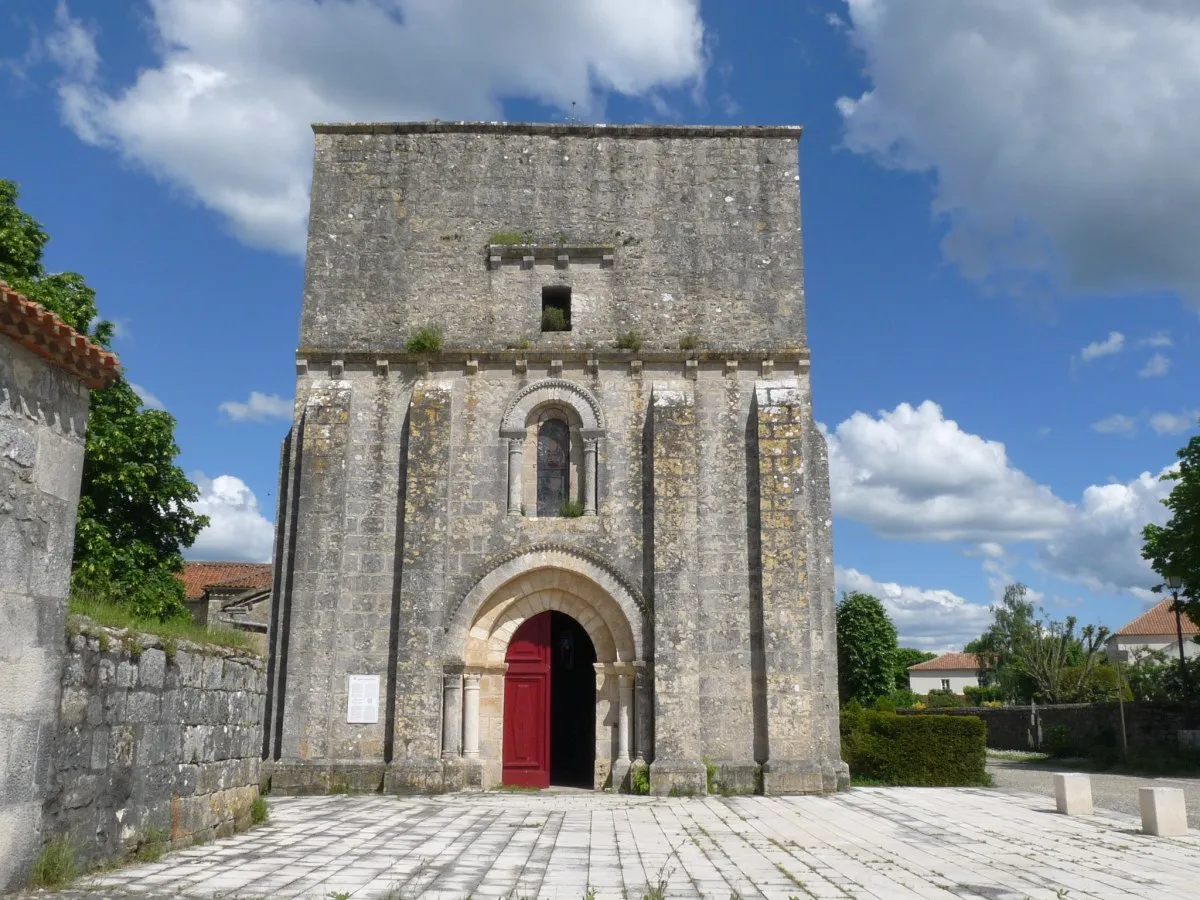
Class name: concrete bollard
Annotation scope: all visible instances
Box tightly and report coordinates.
[1139,787,1189,836]
[1054,773,1093,816]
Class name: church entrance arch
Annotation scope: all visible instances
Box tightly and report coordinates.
[441,547,646,790]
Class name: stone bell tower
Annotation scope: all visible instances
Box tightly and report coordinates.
[263,121,847,796]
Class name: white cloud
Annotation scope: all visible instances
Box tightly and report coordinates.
[130,382,165,410]
[822,400,1072,542]
[220,391,293,422]
[836,566,992,652]
[1148,410,1199,436]
[824,400,1174,599]
[1080,331,1125,362]
[47,0,707,253]
[1138,333,1173,349]
[186,473,274,562]
[1037,466,1174,600]
[1138,353,1171,378]
[44,1,98,81]
[836,1,1200,302]
[1091,414,1137,436]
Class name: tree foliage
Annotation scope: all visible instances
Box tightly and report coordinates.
[1142,432,1200,628]
[893,647,937,690]
[1,179,206,619]
[836,591,898,706]
[966,582,1114,704]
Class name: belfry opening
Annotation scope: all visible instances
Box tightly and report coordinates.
[502,611,597,788]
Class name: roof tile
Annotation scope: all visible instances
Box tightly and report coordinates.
[908,652,980,672]
[0,283,120,389]
[178,562,272,600]
[1115,598,1199,637]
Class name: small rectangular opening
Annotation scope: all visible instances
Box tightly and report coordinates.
[541,286,571,332]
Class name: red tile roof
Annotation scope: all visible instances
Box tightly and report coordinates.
[179,562,272,600]
[0,282,120,389]
[1115,598,1199,637]
[908,652,980,672]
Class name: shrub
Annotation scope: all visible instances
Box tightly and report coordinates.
[630,765,650,795]
[963,685,1004,705]
[679,332,700,351]
[560,499,585,518]
[925,688,966,708]
[405,325,444,353]
[841,709,987,786]
[29,835,78,889]
[541,306,568,332]
[616,330,644,351]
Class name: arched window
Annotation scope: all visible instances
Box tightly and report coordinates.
[536,416,571,516]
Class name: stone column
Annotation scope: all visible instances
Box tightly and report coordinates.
[635,661,652,763]
[582,438,598,515]
[462,672,482,759]
[506,438,523,515]
[617,671,634,762]
[441,671,463,759]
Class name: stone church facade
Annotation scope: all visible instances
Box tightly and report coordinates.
[264,122,847,796]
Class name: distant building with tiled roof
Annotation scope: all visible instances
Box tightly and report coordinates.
[179,561,273,654]
[907,652,980,695]
[1106,598,1200,664]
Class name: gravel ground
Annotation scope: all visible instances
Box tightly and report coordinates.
[988,754,1200,821]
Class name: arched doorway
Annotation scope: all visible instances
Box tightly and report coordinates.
[502,611,597,788]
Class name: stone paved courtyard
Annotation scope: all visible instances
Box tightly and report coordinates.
[38,788,1200,900]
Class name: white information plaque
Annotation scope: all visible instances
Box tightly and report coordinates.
[347,674,380,724]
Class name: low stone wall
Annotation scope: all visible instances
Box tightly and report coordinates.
[43,617,266,871]
[900,702,1200,754]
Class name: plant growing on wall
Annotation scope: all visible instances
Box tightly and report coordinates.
[405,324,444,353]
[0,179,206,621]
[616,330,643,351]
[541,306,568,332]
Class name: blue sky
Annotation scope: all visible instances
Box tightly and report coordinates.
[2,0,1196,651]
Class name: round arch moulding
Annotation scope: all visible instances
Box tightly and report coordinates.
[443,543,647,664]
[499,378,605,437]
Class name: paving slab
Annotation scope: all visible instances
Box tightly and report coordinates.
[17,788,1200,900]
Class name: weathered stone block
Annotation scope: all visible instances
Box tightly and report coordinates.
[1140,787,1188,836]
[1054,773,1093,816]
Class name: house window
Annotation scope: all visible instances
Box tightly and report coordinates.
[941,678,951,692]
[536,416,570,515]
[541,286,571,332]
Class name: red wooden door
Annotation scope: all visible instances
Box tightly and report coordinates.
[503,612,551,788]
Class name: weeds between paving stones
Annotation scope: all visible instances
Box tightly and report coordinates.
[28,834,79,889]
[251,794,269,824]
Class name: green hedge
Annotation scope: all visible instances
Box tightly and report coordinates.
[841,707,987,786]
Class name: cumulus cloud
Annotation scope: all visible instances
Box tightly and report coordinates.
[1080,331,1125,362]
[130,382,165,410]
[822,400,1072,542]
[220,391,293,422]
[186,473,274,562]
[836,1,1200,301]
[46,0,707,253]
[1148,410,1200,436]
[1037,466,1174,601]
[1138,353,1171,378]
[1091,414,1137,437]
[1138,333,1173,349]
[836,566,992,652]
[825,400,1173,598]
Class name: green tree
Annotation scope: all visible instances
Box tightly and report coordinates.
[836,591,898,706]
[893,647,937,690]
[965,583,1040,703]
[1,179,206,619]
[1142,430,1200,629]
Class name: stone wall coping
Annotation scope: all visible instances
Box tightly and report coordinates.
[0,282,121,389]
[67,614,265,669]
[296,348,811,366]
[313,121,803,140]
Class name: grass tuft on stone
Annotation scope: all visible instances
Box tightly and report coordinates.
[69,591,256,653]
[29,835,79,889]
[251,795,270,825]
[405,324,444,353]
[615,330,644,351]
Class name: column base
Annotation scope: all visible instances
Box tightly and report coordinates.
[611,758,632,792]
[761,758,849,795]
[649,759,708,796]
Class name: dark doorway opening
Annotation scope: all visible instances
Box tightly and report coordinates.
[549,611,596,787]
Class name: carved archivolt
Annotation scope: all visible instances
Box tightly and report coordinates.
[500,378,605,434]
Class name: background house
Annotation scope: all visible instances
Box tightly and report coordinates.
[179,561,273,654]
[1106,598,1200,663]
[908,652,981,695]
